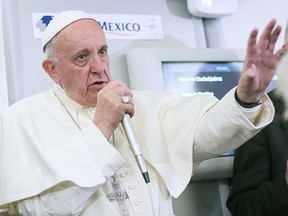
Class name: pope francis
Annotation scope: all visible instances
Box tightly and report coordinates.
[0,10,286,216]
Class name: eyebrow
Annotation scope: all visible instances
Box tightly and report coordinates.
[99,45,108,51]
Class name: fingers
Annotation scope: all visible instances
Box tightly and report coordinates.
[240,19,284,101]
[99,80,133,102]
[246,19,281,54]
[257,18,279,51]
[120,93,135,117]
[267,25,282,52]
[97,79,134,117]
[93,80,134,139]
[245,27,259,57]
[274,47,288,62]
[247,27,259,49]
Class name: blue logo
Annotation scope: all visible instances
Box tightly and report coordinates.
[35,16,54,32]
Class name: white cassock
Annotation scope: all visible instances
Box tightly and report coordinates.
[0,83,274,215]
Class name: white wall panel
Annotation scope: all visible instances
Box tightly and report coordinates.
[0,0,9,112]
[220,0,287,49]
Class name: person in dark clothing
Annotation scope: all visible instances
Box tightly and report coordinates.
[226,88,288,216]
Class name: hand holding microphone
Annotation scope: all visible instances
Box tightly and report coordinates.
[94,80,150,183]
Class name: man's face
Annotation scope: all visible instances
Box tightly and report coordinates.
[50,19,111,107]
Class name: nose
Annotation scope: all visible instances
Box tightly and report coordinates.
[89,53,106,73]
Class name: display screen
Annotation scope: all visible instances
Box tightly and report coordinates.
[162,61,278,98]
[162,61,243,99]
[162,61,278,157]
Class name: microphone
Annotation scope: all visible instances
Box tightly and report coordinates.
[121,114,150,183]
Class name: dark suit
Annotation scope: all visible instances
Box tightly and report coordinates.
[227,89,288,216]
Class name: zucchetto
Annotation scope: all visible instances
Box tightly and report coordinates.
[42,10,94,52]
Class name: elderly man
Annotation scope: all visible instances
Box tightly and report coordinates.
[0,10,286,216]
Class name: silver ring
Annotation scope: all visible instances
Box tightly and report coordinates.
[122,95,129,104]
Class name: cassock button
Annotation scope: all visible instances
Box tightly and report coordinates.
[134,201,142,206]
[120,172,128,178]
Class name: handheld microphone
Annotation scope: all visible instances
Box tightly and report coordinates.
[121,114,150,183]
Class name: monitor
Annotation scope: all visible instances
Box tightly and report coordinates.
[162,61,243,99]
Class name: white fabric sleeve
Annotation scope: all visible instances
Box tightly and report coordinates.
[16,185,99,216]
[15,124,125,216]
[236,99,262,123]
[193,88,274,162]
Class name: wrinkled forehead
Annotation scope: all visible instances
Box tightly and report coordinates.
[42,10,95,52]
[54,19,106,55]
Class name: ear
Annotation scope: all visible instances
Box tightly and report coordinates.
[42,59,61,84]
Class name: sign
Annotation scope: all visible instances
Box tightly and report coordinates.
[32,12,163,40]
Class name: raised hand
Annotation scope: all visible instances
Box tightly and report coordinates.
[237,19,287,103]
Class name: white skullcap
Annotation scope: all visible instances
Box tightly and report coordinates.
[42,10,95,52]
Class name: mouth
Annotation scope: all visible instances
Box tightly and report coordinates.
[89,80,107,90]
